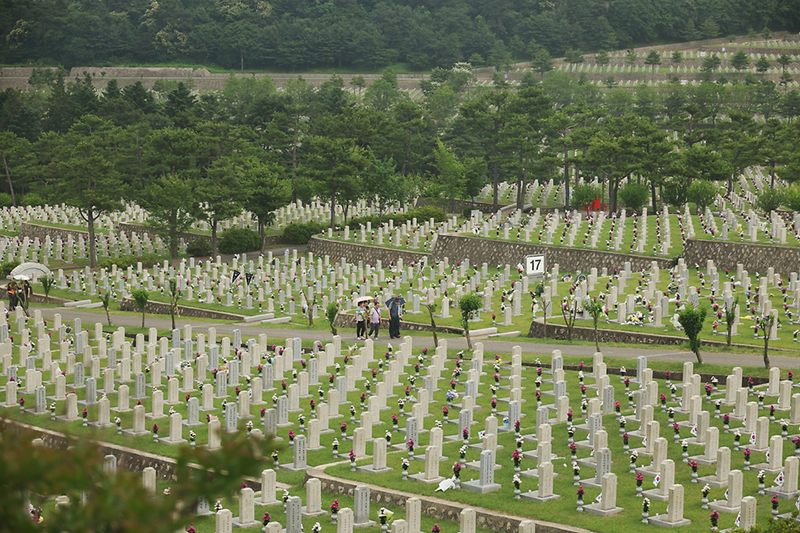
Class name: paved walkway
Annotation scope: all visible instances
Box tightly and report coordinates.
[33,305,800,370]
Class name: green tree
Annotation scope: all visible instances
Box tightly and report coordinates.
[687,179,717,210]
[40,274,55,304]
[756,187,785,213]
[140,128,200,259]
[531,48,554,78]
[326,302,339,335]
[571,183,600,209]
[167,278,181,330]
[618,181,649,211]
[242,159,291,254]
[756,57,771,74]
[131,288,149,328]
[731,51,750,73]
[725,298,738,348]
[0,416,278,533]
[458,294,482,349]
[350,75,366,99]
[678,304,707,364]
[0,132,32,206]
[564,48,584,64]
[625,50,638,66]
[671,51,683,64]
[777,54,793,70]
[699,18,719,39]
[99,291,113,326]
[584,298,604,352]
[302,134,366,229]
[644,51,661,65]
[595,51,610,66]
[701,54,721,73]
[51,116,125,268]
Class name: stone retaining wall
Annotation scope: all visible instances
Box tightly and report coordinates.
[119,297,245,321]
[432,234,670,272]
[682,238,800,276]
[308,469,590,533]
[333,311,463,335]
[18,222,90,242]
[307,236,432,265]
[116,223,209,244]
[527,318,751,350]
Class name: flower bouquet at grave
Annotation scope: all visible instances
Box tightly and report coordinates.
[572,463,581,485]
[689,460,699,482]
[272,450,279,467]
[512,449,521,470]
[462,427,469,444]
[567,409,573,423]
[642,498,650,524]
[459,446,467,461]
[272,394,278,407]
[349,449,356,470]
[442,405,449,421]
[734,430,741,450]
[673,423,681,442]
[186,524,196,533]
[709,510,720,530]
[790,370,794,383]
[262,512,271,526]
[630,451,639,473]
[576,485,585,511]
[397,399,405,413]
[402,458,410,480]
[153,423,159,441]
[340,422,347,438]
[744,448,751,469]
[636,471,644,497]
[407,439,415,456]
[330,500,340,524]
[391,413,399,430]
[702,484,710,509]
[432,524,440,533]
[82,407,88,426]
[331,439,339,458]
[288,429,295,444]
[514,419,521,437]
[770,405,776,421]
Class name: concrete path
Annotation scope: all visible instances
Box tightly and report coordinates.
[32,305,800,370]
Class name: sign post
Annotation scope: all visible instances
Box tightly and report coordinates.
[525,254,545,279]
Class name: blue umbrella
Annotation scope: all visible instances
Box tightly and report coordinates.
[385,296,406,307]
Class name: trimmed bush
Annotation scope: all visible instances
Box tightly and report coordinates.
[21,193,46,207]
[283,222,326,244]
[218,228,261,254]
[186,238,212,257]
[618,182,649,212]
[0,261,20,278]
[0,193,13,208]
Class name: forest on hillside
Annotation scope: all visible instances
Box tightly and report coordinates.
[2,0,800,71]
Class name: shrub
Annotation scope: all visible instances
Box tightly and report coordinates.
[663,178,688,207]
[97,255,161,271]
[0,261,20,278]
[0,193,13,208]
[571,184,600,209]
[218,228,261,254]
[687,180,717,211]
[283,222,327,244]
[186,238,212,257]
[21,193,46,207]
[784,185,800,212]
[756,187,785,213]
[618,182,649,212]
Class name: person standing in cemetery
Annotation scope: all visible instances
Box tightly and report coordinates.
[6,280,18,310]
[22,280,32,315]
[369,301,382,339]
[388,296,402,339]
[355,300,367,340]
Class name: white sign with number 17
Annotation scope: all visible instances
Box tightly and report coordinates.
[525,255,545,276]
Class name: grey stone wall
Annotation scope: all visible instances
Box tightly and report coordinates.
[432,234,671,272]
[307,236,432,265]
[682,238,800,276]
[527,318,748,350]
[333,311,463,335]
[18,222,89,242]
[119,297,245,321]
[116,223,209,244]
[308,470,590,533]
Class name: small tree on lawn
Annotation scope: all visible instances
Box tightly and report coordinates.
[40,274,55,304]
[459,294,482,350]
[426,302,439,348]
[678,304,707,364]
[99,291,113,326]
[326,302,339,336]
[758,313,775,369]
[132,289,149,328]
[167,279,181,331]
[584,298,605,352]
[724,297,738,347]
[561,298,578,341]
